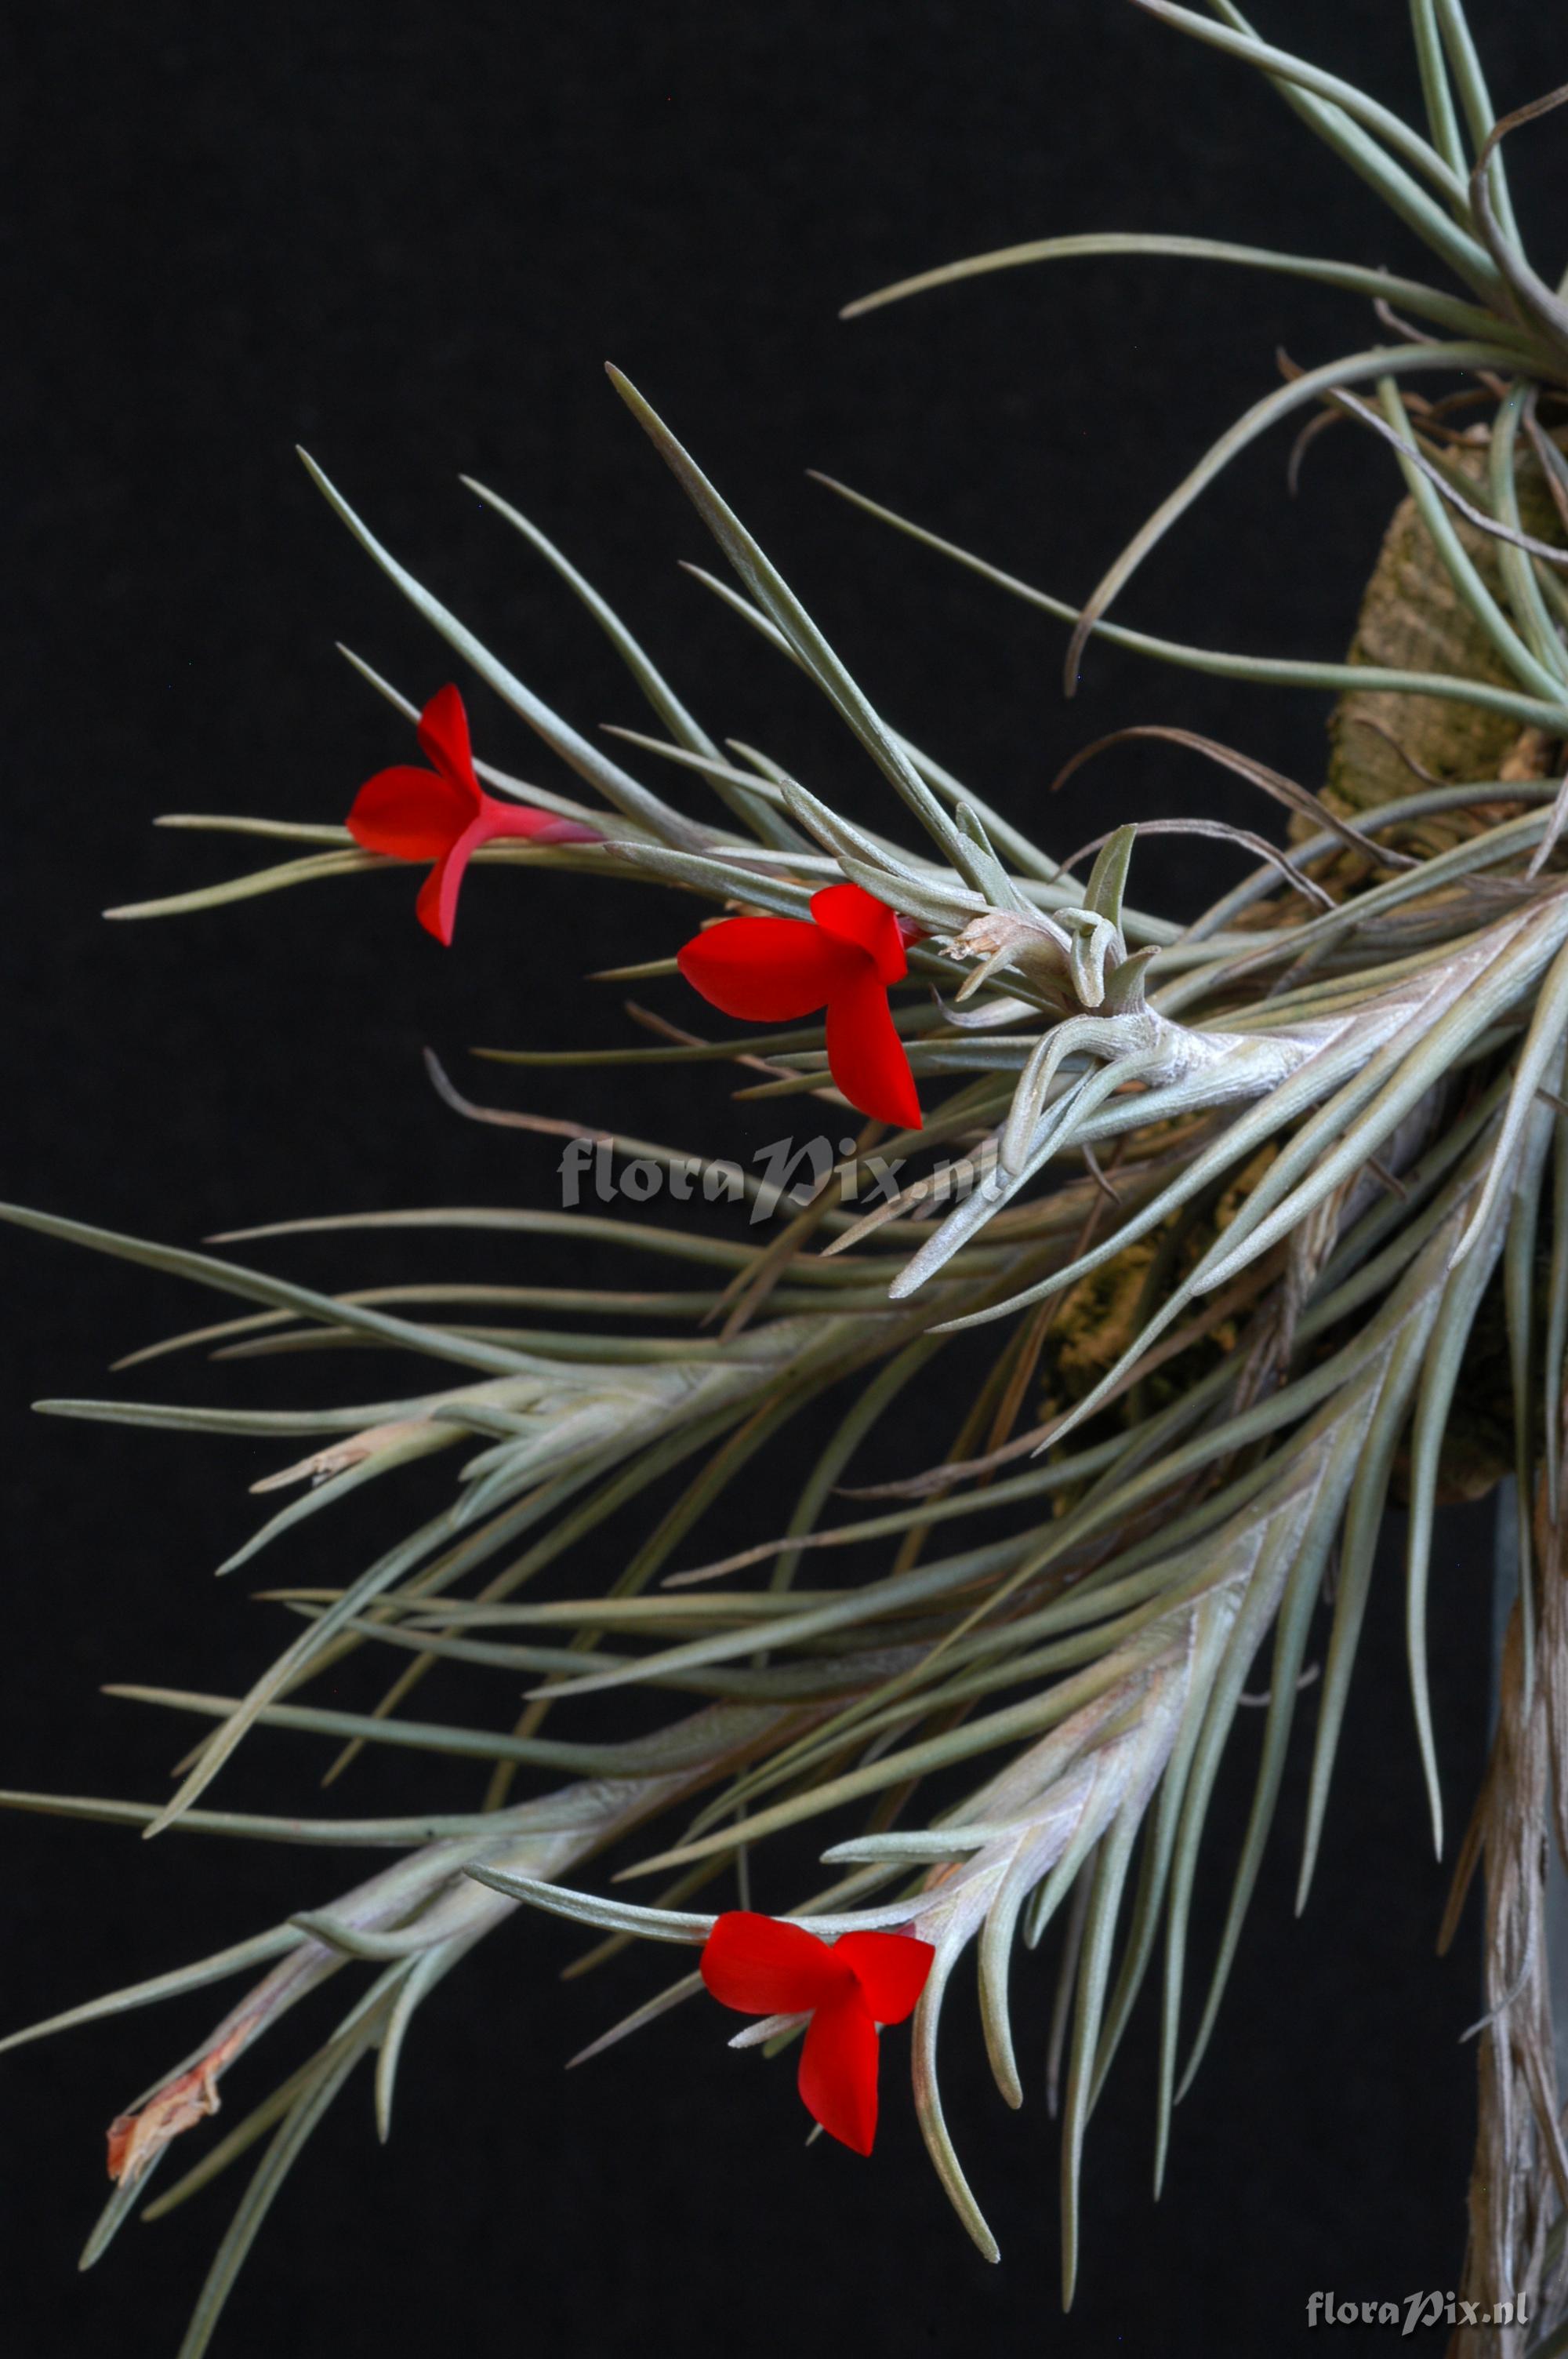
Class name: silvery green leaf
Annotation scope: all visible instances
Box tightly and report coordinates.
[298,451,709,849]
[812,472,1568,735]
[840,229,1507,340]
[604,369,993,889]
[1063,340,1530,696]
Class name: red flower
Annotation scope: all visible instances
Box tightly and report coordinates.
[677,882,923,1131]
[346,684,600,943]
[699,1910,935,2155]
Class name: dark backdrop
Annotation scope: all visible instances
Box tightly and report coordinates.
[5,5,1563,2354]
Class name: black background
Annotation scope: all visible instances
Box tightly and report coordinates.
[5,5,1564,2354]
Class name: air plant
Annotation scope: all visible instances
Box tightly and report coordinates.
[5,5,1568,2354]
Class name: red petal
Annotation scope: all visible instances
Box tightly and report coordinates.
[700,1912,845,2016]
[824,965,923,1130]
[414,820,485,944]
[811,882,907,985]
[347,765,470,860]
[416,684,482,798]
[834,1929,935,2025]
[677,916,856,1023]
[476,791,602,846]
[798,1989,879,2155]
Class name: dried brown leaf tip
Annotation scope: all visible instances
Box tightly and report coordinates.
[249,1416,431,1494]
[106,2022,248,2186]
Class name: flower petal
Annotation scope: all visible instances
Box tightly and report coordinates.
[678,916,856,1023]
[825,964,923,1130]
[416,684,483,802]
[798,1988,879,2155]
[699,1911,845,2016]
[347,766,471,860]
[811,881,908,985]
[834,1929,935,2026]
[415,818,485,945]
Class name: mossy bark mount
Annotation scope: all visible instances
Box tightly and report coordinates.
[1045,442,1564,1501]
[1335,441,1563,1498]
[1327,440,1565,822]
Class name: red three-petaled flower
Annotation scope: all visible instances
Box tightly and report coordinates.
[345,683,601,943]
[699,1910,935,2155]
[677,881,923,1131]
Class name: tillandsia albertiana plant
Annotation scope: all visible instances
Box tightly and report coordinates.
[7,3,1568,2352]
